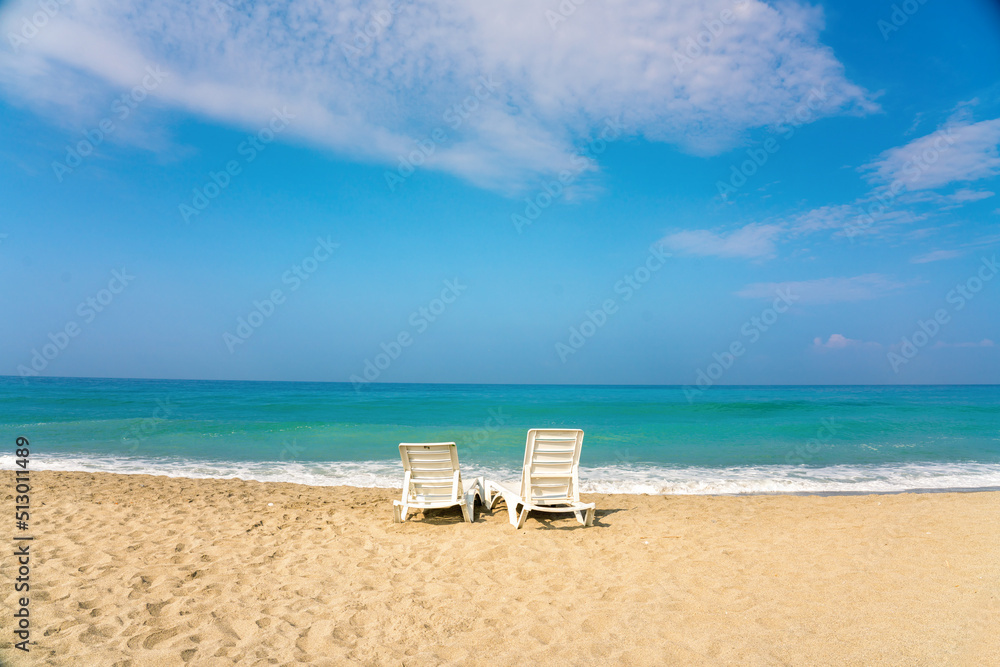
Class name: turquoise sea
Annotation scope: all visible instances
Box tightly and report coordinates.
[2,377,999,494]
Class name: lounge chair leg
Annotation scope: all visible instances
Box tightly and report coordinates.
[585,507,594,527]
[479,480,487,507]
[574,510,584,524]
[461,499,473,523]
[503,495,520,527]
[515,507,529,529]
[484,481,498,509]
[393,502,406,523]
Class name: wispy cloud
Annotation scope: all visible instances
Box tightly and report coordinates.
[910,249,963,263]
[784,204,857,235]
[785,203,924,238]
[932,339,994,349]
[898,188,995,210]
[861,116,1000,191]
[812,333,880,350]
[661,223,782,259]
[737,274,909,304]
[944,188,995,204]
[0,0,875,191]
[765,112,1000,250]
[667,112,1000,263]
[907,234,1000,263]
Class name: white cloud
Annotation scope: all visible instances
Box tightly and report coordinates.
[908,234,1000,263]
[661,223,782,259]
[784,202,923,238]
[707,110,1000,260]
[910,249,962,263]
[897,188,995,210]
[736,274,908,304]
[861,117,1000,191]
[774,118,999,247]
[0,0,876,191]
[813,333,880,350]
[947,188,995,203]
[932,339,994,349]
[667,187,942,261]
[671,124,997,260]
[784,204,856,235]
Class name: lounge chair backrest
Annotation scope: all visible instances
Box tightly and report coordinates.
[519,429,585,506]
[398,442,462,504]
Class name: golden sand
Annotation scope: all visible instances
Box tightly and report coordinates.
[1,471,997,665]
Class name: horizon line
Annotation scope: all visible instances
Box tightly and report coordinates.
[2,375,998,388]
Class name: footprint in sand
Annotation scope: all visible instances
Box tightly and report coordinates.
[77,625,117,645]
[146,600,170,617]
[125,627,179,650]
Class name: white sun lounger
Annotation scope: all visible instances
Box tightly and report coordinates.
[393,442,483,523]
[485,429,595,528]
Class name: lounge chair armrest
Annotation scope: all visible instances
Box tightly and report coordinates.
[462,476,484,497]
[483,479,518,509]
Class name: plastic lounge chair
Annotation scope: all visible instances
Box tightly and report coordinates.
[485,429,595,528]
[393,442,483,523]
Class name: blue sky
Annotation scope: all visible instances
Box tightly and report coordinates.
[1,0,998,385]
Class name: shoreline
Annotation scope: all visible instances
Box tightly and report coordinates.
[5,455,1000,497]
[2,470,997,665]
[6,464,1000,497]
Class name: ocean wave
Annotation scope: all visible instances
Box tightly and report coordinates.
[3,454,1000,495]
[577,462,1000,494]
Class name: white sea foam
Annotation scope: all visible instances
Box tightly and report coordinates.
[577,462,1000,495]
[4,454,1000,495]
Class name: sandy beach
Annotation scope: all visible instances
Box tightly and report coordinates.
[2,471,997,665]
